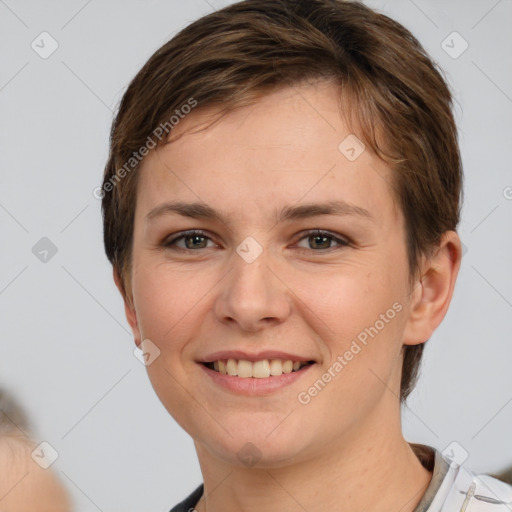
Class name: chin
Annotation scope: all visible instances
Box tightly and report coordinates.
[205,435,310,469]
[192,413,317,469]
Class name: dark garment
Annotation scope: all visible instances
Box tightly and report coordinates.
[170,483,203,512]
[169,444,448,512]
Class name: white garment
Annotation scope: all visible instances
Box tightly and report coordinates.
[426,452,512,511]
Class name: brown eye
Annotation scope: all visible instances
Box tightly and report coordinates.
[296,230,349,251]
[309,234,331,249]
[184,234,208,249]
[164,230,215,250]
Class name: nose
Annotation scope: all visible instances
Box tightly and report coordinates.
[213,247,292,333]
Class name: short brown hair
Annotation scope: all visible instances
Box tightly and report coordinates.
[101,0,462,402]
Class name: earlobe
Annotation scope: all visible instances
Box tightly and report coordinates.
[402,231,462,346]
[113,267,141,348]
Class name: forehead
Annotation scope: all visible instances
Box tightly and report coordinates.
[135,82,400,227]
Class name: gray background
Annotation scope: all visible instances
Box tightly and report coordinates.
[1,0,511,510]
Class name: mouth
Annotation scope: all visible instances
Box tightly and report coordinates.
[202,358,315,378]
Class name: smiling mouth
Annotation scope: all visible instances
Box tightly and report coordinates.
[203,358,315,378]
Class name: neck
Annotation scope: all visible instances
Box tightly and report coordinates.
[193,404,432,512]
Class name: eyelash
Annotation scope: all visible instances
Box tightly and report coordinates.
[163,229,350,252]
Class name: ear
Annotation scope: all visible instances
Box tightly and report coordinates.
[403,231,462,346]
[113,267,141,348]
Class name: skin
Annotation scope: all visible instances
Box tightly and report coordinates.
[0,436,72,512]
[115,80,461,512]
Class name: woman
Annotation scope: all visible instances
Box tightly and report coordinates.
[100,1,512,510]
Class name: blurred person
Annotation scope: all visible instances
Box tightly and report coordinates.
[0,388,71,512]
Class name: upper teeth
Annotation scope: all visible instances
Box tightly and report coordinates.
[211,359,308,378]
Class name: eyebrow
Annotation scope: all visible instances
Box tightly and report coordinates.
[145,199,373,225]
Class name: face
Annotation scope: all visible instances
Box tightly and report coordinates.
[122,81,422,468]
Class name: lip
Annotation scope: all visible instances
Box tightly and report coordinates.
[199,361,315,396]
[197,350,315,363]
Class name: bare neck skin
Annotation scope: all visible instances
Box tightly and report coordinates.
[192,394,432,512]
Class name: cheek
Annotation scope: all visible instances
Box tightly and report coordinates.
[131,264,211,426]
[296,269,406,424]
[294,264,403,340]
[132,261,204,346]
[293,261,407,399]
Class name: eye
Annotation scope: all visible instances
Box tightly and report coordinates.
[163,230,216,250]
[295,229,349,251]
[162,229,349,252]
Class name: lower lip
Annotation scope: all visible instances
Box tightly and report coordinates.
[199,363,315,395]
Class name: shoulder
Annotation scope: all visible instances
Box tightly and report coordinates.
[441,465,512,511]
